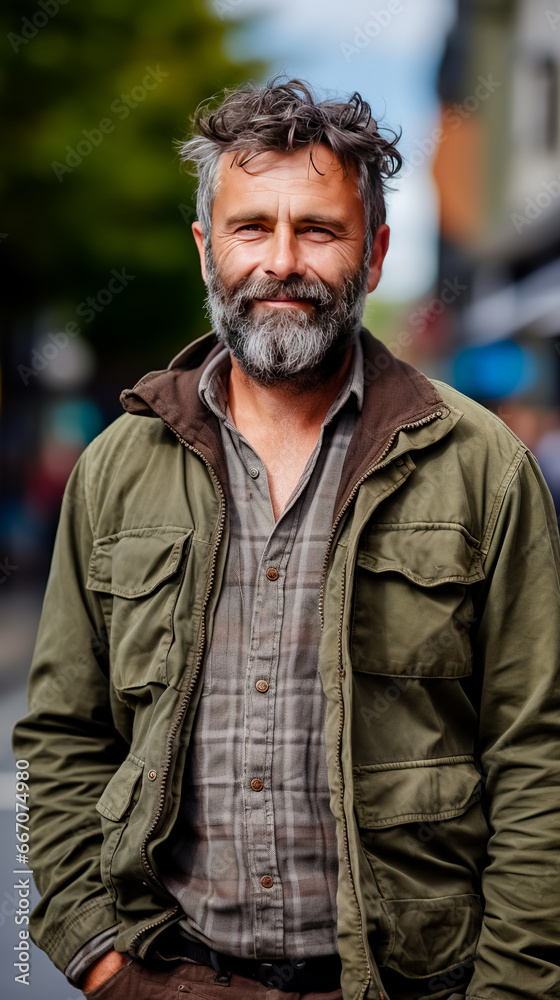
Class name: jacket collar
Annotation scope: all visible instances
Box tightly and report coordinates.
[120,329,453,513]
[120,333,230,489]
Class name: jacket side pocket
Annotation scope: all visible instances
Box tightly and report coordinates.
[354,758,486,978]
[96,753,144,900]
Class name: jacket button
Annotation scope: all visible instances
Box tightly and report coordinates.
[250,778,264,791]
[266,567,279,581]
[148,769,157,781]
[255,679,269,693]
[260,875,273,888]
[394,458,405,467]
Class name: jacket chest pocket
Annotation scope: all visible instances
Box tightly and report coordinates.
[87,527,193,692]
[351,523,484,678]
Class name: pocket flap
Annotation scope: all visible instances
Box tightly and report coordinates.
[353,757,481,829]
[87,528,193,598]
[96,753,144,821]
[357,523,484,586]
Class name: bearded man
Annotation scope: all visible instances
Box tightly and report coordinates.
[13,78,560,1000]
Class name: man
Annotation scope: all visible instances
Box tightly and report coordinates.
[13,78,560,1000]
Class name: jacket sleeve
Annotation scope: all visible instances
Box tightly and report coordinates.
[12,446,128,975]
[466,448,560,999]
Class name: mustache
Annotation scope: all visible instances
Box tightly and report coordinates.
[222,275,335,309]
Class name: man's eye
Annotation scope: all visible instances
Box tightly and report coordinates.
[306,227,334,236]
[237,224,263,232]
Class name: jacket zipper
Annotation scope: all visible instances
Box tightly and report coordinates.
[129,422,227,949]
[320,407,443,1000]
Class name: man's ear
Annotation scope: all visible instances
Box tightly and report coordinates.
[367,224,390,294]
[192,222,207,283]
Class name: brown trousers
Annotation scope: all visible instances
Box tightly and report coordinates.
[84,959,344,1000]
[83,957,467,999]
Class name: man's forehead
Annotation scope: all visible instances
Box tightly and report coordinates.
[215,144,358,193]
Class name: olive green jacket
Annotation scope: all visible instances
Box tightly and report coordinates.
[13,330,560,1000]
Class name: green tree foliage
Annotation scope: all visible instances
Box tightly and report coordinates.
[0,0,263,368]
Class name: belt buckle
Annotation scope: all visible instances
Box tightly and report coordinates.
[257,960,306,991]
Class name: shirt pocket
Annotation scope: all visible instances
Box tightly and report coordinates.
[87,527,193,692]
[351,523,484,678]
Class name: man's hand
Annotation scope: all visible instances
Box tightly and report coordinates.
[81,948,131,994]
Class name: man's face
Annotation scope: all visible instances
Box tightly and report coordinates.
[192,144,389,385]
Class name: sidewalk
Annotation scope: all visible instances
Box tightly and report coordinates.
[0,585,82,998]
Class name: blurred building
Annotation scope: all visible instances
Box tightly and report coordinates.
[432,0,560,510]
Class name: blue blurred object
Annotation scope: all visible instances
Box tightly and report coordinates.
[47,398,104,448]
[452,341,539,400]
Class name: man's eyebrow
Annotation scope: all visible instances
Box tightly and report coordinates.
[224,211,348,230]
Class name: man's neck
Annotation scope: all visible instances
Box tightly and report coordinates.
[226,343,355,520]
[227,344,354,437]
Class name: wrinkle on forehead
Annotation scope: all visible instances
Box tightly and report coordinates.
[213,144,362,214]
[217,144,356,187]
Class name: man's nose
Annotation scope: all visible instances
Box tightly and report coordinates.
[261,226,305,281]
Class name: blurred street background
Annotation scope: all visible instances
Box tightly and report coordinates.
[1,0,560,996]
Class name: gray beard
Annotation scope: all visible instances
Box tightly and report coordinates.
[203,243,370,387]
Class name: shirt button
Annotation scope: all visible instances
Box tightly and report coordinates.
[266,567,279,581]
[148,769,157,781]
[255,679,269,693]
[250,778,264,791]
[248,467,260,479]
[260,875,273,889]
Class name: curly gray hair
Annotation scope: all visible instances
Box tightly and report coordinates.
[177,76,402,256]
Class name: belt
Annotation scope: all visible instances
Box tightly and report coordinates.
[180,937,342,992]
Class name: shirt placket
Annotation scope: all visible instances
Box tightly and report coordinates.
[236,437,303,957]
